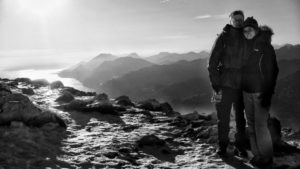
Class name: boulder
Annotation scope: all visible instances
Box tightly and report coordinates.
[181,111,199,121]
[14,78,31,84]
[6,80,18,87]
[31,79,49,88]
[137,99,161,111]
[103,151,119,159]
[0,82,12,97]
[181,111,212,121]
[160,102,178,116]
[136,134,166,148]
[93,93,109,101]
[61,98,117,114]
[50,81,64,89]
[22,88,35,95]
[0,93,66,127]
[170,116,190,127]
[115,95,135,107]
[63,87,96,96]
[86,101,117,115]
[55,91,74,103]
[0,78,10,82]
[0,93,66,128]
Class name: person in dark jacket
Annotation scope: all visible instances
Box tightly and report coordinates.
[208,10,247,157]
[241,17,279,168]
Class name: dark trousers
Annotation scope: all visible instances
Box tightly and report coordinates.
[216,87,246,149]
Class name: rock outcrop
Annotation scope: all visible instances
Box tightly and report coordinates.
[0,93,66,128]
[62,87,96,96]
[22,88,35,95]
[58,94,117,115]
[137,99,179,116]
[0,77,299,169]
[115,95,135,107]
[55,91,74,103]
[50,81,64,89]
[0,82,12,97]
[31,79,50,88]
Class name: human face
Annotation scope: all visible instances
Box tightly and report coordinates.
[243,26,257,39]
[230,14,244,28]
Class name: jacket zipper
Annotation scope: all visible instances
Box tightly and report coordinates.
[259,54,264,80]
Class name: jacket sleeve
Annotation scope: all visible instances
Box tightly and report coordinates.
[207,34,224,89]
[264,44,279,93]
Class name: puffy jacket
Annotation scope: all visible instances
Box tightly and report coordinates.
[208,24,245,90]
[242,26,279,93]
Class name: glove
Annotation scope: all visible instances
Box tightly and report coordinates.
[260,92,273,108]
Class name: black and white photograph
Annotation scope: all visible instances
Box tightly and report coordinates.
[0,0,300,168]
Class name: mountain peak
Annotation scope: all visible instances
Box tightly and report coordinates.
[127,53,140,58]
[93,53,115,60]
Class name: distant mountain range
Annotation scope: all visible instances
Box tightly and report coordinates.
[58,44,300,121]
[101,59,210,106]
[60,55,154,89]
[84,57,154,89]
[277,59,300,79]
[273,70,300,129]
[59,53,117,82]
[276,44,300,60]
[58,51,210,89]
[144,51,209,65]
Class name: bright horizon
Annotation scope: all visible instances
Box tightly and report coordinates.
[0,0,300,70]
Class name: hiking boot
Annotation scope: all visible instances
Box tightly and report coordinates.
[216,147,228,158]
[250,157,273,169]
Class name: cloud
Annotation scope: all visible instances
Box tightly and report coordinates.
[194,14,228,20]
[194,14,212,19]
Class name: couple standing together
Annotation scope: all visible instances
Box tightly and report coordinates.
[208,10,279,168]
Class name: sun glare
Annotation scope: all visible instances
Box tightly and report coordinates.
[16,0,69,18]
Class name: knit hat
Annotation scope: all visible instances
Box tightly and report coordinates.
[243,17,258,29]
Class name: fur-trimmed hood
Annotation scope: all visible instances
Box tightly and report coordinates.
[221,24,274,44]
[257,25,274,43]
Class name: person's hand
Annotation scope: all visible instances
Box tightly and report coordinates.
[260,92,273,108]
[211,89,222,103]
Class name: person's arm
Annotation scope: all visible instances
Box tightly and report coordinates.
[208,34,224,92]
[260,43,279,107]
[264,44,279,93]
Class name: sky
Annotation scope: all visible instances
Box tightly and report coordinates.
[0,0,299,70]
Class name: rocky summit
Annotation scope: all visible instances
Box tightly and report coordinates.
[0,78,300,169]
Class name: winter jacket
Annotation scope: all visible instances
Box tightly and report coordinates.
[241,26,279,94]
[208,24,245,90]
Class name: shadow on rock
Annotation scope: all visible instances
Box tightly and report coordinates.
[57,94,118,115]
[0,122,71,169]
[137,99,180,116]
[0,93,67,128]
[68,110,125,128]
[222,156,254,169]
[136,134,183,163]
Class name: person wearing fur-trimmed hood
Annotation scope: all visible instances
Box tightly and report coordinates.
[241,16,279,168]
